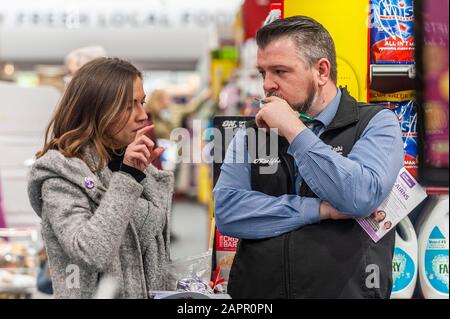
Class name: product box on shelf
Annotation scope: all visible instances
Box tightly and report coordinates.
[370,90,418,177]
[370,0,415,64]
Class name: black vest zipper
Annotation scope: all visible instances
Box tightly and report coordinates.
[279,148,295,298]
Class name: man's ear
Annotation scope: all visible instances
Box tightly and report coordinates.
[316,58,331,87]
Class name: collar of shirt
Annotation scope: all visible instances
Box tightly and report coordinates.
[311,87,342,129]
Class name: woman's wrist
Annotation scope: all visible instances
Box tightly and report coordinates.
[119,162,146,182]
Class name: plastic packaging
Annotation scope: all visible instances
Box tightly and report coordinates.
[370,0,415,64]
[149,250,231,299]
[370,90,418,177]
[214,228,238,292]
[391,216,418,298]
[418,195,449,299]
[165,250,213,292]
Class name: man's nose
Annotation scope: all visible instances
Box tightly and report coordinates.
[263,73,278,93]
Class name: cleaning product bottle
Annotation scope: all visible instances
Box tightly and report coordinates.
[391,216,418,299]
[418,195,449,299]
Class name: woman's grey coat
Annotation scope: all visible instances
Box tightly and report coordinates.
[27,147,174,298]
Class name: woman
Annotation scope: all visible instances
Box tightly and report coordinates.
[145,88,211,140]
[27,57,174,298]
[145,89,177,140]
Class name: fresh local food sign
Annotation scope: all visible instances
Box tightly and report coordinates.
[0,0,243,61]
[0,0,242,29]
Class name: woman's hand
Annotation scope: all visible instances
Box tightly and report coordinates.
[123,125,165,171]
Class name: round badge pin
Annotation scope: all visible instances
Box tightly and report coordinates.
[84,177,95,189]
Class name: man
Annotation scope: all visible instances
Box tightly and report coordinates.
[213,16,403,298]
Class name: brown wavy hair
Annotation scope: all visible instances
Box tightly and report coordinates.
[36,57,142,171]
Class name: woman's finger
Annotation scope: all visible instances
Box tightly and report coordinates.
[135,125,154,139]
[128,151,148,165]
[148,147,165,163]
[131,144,151,160]
[135,135,155,151]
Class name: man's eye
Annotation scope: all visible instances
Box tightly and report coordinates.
[275,70,286,75]
[258,71,266,78]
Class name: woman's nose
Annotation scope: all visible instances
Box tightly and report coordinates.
[136,104,148,122]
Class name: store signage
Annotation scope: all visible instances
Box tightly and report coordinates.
[0,11,235,29]
[0,0,243,29]
[0,1,242,61]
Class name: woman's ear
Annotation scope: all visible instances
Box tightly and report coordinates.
[316,58,331,87]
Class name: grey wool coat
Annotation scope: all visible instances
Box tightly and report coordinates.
[27,146,174,298]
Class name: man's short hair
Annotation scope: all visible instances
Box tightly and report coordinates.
[256,15,337,83]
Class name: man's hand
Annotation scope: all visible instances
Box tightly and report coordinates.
[319,201,352,221]
[255,96,306,143]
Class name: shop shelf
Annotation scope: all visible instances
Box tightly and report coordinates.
[0,228,39,298]
[426,187,449,195]
[370,64,416,82]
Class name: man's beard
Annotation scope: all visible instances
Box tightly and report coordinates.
[266,80,317,115]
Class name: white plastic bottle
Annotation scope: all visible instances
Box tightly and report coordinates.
[418,195,449,299]
[391,216,418,299]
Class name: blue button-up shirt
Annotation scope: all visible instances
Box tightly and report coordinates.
[213,88,404,239]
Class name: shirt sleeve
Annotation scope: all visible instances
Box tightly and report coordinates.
[287,109,404,218]
[213,128,320,240]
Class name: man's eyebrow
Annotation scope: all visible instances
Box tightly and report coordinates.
[269,65,292,69]
[257,65,292,70]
